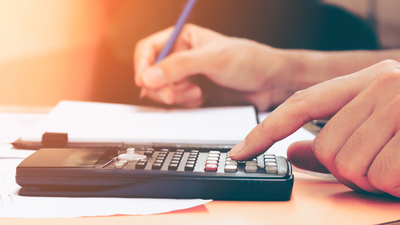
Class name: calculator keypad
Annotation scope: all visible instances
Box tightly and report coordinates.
[113,148,283,175]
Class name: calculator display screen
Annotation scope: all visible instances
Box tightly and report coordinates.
[18,148,118,168]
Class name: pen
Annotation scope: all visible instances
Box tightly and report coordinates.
[138,0,198,102]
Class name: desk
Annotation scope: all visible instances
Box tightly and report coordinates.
[1,106,400,225]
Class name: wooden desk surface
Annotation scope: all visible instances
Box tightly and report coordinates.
[1,107,399,225]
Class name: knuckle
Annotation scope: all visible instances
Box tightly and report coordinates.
[333,154,357,180]
[286,89,310,106]
[367,155,396,193]
[256,121,266,134]
[312,135,331,165]
[376,59,400,68]
[376,67,400,84]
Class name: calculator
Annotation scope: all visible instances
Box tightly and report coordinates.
[16,147,293,201]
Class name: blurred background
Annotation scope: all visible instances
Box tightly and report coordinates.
[0,0,399,107]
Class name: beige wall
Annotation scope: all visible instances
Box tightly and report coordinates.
[0,0,107,106]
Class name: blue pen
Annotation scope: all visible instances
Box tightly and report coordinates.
[156,0,198,62]
[139,0,197,101]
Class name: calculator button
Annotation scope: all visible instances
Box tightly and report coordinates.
[207,157,219,161]
[264,155,276,159]
[209,151,220,154]
[118,154,147,162]
[265,166,278,174]
[245,165,258,173]
[245,161,258,166]
[225,160,238,166]
[206,160,218,165]
[158,153,168,158]
[170,160,180,164]
[152,163,162,170]
[172,156,181,161]
[188,156,197,161]
[224,165,237,172]
[154,159,164,164]
[176,149,184,153]
[190,150,199,153]
[160,149,169,153]
[265,162,277,167]
[144,150,154,157]
[205,164,218,172]
[135,162,146,169]
[207,153,220,158]
[186,159,196,165]
[264,158,276,163]
[114,161,127,169]
[184,164,195,171]
[126,148,136,154]
[168,163,179,170]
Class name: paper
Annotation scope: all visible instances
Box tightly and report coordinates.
[0,112,45,144]
[0,157,210,218]
[0,105,328,219]
[21,101,258,145]
[0,111,211,218]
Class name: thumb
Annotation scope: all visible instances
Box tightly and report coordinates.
[140,49,210,89]
[287,140,330,174]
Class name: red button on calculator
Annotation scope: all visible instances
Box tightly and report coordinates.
[205,164,218,172]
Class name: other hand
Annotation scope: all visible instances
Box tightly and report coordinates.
[229,60,400,197]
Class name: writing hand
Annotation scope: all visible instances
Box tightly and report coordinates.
[134,24,299,110]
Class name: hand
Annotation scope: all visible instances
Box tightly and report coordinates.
[134,24,302,111]
[228,60,400,197]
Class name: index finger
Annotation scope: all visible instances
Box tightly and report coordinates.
[228,63,390,160]
[134,27,174,86]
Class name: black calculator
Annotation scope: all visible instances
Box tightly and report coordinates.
[16,147,293,201]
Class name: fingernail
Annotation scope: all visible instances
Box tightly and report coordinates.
[142,67,164,86]
[228,139,246,157]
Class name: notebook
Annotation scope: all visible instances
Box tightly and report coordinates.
[13,100,258,149]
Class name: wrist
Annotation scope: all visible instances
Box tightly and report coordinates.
[277,49,326,90]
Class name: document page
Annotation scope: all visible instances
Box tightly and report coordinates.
[21,101,258,145]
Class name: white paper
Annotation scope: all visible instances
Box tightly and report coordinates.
[0,104,331,219]
[0,155,211,219]
[0,112,45,144]
[21,101,258,145]
[0,110,211,219]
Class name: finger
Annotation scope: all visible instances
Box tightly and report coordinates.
[329,69,400,193]
[228,60,397,160]
[140,47,212,89]
[141,81,203,107]
[134,24,206,87]
[134,27,174,86]
[368,130,400,197]
[287,140,330,173]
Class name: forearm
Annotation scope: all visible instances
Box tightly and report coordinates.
[277,48,400,90]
